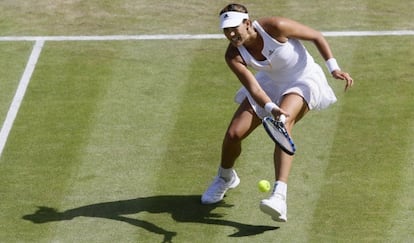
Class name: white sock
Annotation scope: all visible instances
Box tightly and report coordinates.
[218,166,234,182]
[273,180,287,198]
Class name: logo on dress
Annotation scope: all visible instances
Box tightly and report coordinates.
[268,49,275,56]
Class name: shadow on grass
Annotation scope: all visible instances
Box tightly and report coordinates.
[22,195,278,242]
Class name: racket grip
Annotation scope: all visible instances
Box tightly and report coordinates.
[279,114,286,124]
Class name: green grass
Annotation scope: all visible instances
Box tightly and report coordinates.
[309,36,414,241]
[0,42,33,119]
[1,1,413,242]
[1,0,413,35]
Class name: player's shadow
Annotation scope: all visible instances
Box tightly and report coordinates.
[22,195,278,243]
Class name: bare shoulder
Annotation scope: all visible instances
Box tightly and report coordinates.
[224,43,239,59]
[224,43,245,65]
[257,17,292,40]
[257,16,314,41]
[257,17,291,29]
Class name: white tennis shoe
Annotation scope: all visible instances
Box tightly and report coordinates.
[260,193,287,222]
[201,171,240,204]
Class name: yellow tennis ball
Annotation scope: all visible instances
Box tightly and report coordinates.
[258,180,271,192]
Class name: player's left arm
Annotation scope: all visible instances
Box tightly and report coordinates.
[267,17,354,91]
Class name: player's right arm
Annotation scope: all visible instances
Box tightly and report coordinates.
[224,44,289,117]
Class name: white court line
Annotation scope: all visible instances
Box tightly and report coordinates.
[0,30,413,41]
[0,39,45,158]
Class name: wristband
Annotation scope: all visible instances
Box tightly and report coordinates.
[264,102,279,113]
[325,58,341,73]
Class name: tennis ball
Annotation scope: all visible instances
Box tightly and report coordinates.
[258,180,271,192]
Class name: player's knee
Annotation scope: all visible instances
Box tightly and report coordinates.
[224,128,244,143]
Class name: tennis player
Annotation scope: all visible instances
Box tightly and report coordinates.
[201,3,354,222]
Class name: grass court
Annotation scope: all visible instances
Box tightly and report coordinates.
[0,1,413,242]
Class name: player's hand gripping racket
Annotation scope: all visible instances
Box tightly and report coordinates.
[262,115,296,155]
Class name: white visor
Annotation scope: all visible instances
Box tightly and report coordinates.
[219,11,249,29]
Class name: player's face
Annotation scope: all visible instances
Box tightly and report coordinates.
[223,23,248,47]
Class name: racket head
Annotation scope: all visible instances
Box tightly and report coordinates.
[262,116,296,155]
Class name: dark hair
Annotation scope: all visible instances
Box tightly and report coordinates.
[219,3,248,16]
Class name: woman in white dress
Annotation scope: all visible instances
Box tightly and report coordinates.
[201,3,354,222]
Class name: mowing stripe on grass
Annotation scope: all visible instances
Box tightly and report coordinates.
[387,122,414,241]
[0,30,413,42]
[1,30,412,159]
[0,39,44,158]
[309,36,414,241]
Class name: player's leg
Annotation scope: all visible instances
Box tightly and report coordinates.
[260,93,308,221]
[275,93,309,182]
[221,98,262,169]
[201,99,261,204]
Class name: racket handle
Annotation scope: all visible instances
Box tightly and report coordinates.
[279,114,286,124]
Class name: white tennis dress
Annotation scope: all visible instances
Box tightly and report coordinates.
[235,21,337,118]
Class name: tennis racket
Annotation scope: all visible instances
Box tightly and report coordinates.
[262,115,296,155]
